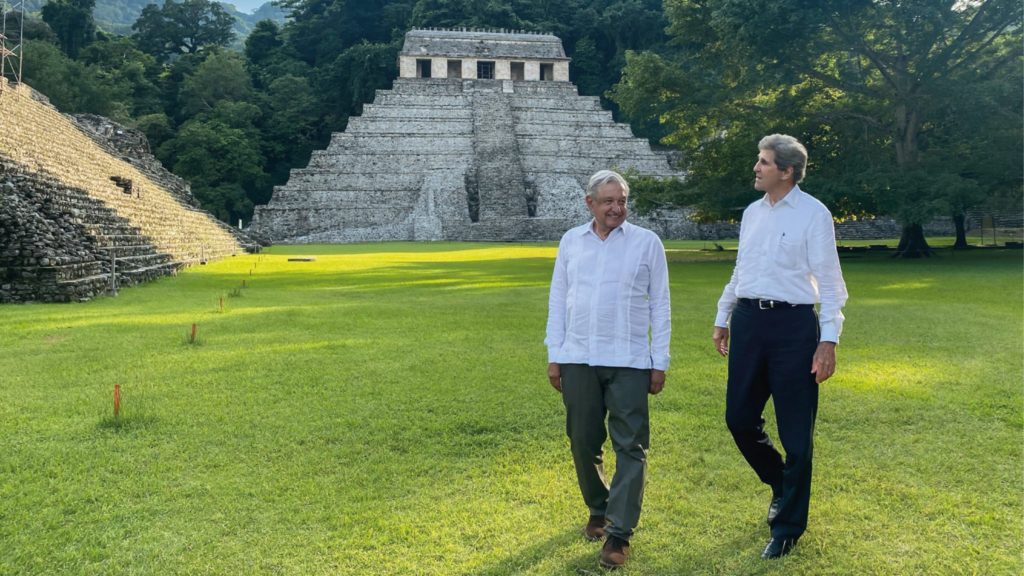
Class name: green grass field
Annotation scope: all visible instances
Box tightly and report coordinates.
[1,243,1020,575]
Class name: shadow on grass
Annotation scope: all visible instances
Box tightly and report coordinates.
[471,529,605,576]
[96,412,157,433]
[95,389,157,433]
[263,242,526,256]
[191,256,556,295]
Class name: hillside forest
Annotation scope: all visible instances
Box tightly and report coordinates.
[8,0,1023,255]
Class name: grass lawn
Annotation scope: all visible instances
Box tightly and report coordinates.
[0,242,1020,575]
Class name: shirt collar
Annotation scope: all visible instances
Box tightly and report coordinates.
[582,219,630,238]
[758,185,803,209]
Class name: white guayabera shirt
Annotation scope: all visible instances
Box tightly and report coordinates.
[545,220,672,371]
[715,185,849,343]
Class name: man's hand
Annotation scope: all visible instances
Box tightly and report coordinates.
[649,369,666,395]
[811,342,837,384]
[548,362,562,392]
[713,326,730,357]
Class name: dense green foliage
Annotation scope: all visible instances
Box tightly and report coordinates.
[609,0,1023,255]
[0,244,1020,574]
[16,0,1022,243]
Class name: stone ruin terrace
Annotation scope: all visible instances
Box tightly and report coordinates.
[251,29,696,243]
[0,78,254,303]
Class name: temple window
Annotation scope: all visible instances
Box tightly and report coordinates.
[510,62,525,81]
[477,61,495,79]
[417,59,432,78]
[447,60,462,78]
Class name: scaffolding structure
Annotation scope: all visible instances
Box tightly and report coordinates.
[1,0,24,88]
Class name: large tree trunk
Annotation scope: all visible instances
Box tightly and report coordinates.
[893,223,932,258]
[952,212,970,249]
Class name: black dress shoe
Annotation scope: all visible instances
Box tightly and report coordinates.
[766,496,783,525]
[761,536,797,559]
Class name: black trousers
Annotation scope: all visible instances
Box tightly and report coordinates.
[725,301,819,539]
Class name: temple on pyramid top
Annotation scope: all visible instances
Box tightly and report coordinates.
[399,29,570,82]
[251,29,693,244]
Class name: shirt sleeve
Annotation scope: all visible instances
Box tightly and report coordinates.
[808,209,848,342]
[648,236,671,371]
[715,215,746,328]
[544,236,569,362]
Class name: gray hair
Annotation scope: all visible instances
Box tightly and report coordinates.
[586,170,630,199]
[758,134,808,184]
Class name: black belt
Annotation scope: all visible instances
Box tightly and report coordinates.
[737,298,813,310]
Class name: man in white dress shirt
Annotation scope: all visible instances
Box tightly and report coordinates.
[545,170,671,570]
[712,134,848,559]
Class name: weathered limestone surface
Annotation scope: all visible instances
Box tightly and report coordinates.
[252,78,696,243]
[0,79,254,303]
[399,29,570,81]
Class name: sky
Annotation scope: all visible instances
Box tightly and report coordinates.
[222,0,273,14]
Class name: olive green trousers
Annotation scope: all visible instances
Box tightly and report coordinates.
[560,364,650,541]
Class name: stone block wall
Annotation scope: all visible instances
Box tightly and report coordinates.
[1,159,176,302]
[0,79,250,303]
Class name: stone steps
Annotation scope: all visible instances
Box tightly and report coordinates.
[521,157,677,176]
[326,134,474,154]
[305,153,471,172]
[346,118,473,135]
[1,79,247,302]
[360,105,472,120]
[282,171,424,190]
[0,81,243,262]
[267,189,422,206]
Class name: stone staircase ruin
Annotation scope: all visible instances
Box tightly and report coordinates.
[0,78,254,303]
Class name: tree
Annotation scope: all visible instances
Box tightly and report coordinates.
[178,49,254,117]
[279,0,414,66]
[79,34,164,115]
[258,74,320,198]
[157,111,267,223]
[21,39,131,118]
[612,0,1023,257]
[131,0,235,62]
[40,0,96,58]
[315,40,399,132]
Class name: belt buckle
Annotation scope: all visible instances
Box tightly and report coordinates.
[758,299,773,310]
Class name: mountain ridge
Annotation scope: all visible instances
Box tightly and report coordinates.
[23,0,286,37]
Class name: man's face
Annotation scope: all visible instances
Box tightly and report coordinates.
[753,149,792,193]
[586,181,628,234]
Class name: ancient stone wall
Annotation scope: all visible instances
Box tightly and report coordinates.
[0,79,250,303]
[71,113,201,209]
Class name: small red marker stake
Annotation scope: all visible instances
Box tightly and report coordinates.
[114,384,121,419]
[241,279,246,288]
[190,323,197,343]
[219,296,224,313]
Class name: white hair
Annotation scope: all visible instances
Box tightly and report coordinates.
[586,170,630,199]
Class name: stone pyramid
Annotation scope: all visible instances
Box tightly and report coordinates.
[251,29,691,243]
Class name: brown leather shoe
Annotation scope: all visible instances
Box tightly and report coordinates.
[599,535,630,569]
[583,515,607,541]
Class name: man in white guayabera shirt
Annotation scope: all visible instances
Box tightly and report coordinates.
[712,134,848,560]
[545,170,671,571]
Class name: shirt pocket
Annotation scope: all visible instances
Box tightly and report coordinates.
[631,262,650,295]
[773,230,806,269]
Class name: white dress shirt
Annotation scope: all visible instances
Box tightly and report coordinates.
[715,185,848,342]
[546,220,671,371]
